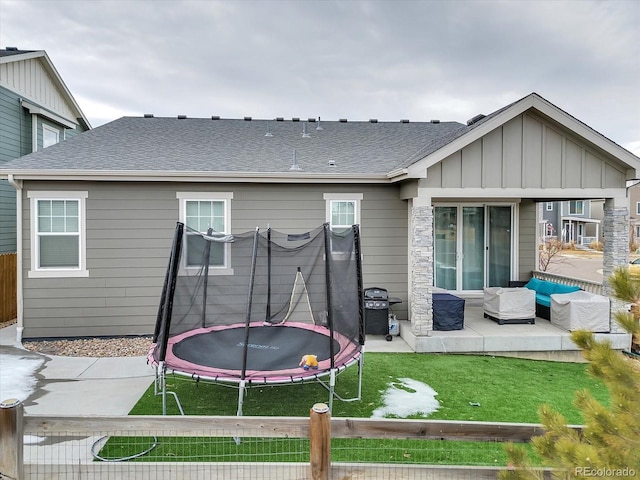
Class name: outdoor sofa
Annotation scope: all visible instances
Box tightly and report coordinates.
[523,278,580,320]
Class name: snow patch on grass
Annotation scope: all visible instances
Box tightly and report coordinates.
[371,378,439,418]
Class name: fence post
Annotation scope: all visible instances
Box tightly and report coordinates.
[309,402,331,480]
[0,398,24,480]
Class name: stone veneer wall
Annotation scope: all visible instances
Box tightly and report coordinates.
[410,204,433,336]
[602,204,629,335]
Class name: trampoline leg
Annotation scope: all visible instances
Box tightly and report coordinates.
[328,369,336,412]
[234,380,247,445]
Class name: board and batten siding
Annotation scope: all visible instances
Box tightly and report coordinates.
[423,112,627,191]
[20,181,408,338]
[0,56,76,122]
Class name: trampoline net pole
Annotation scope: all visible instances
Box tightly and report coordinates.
[201,227,213,328]
[153,222,182,343]
[323,223,335,370]
[266,226,271,322]
[157,223,184,362]
[353,224,365,346]
[240,227,260,380]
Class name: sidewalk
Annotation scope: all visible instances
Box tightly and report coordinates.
[0,324,156,416]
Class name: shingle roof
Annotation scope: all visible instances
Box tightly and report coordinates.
[0,116,467,176]
[0,48,37,57]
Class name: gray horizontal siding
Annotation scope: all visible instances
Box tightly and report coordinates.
[21,181,408,338]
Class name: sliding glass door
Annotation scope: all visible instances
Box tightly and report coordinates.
[434,204,514,292]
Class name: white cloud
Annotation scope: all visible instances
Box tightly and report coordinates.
[0,0,637,149]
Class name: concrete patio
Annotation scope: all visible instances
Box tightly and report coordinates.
[399,297,632,360]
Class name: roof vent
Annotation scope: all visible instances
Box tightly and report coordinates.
[292,117,300,122]
[369,119,378,123]
[400,119,409,123]
[6,47,18,51]
[328,160,336,167]
[143,113,154,118]
[466,114,486,126]
[301,122,311,138]
[308,118,316,123]
[430,119,440,124]
[177,115,187,119]
[316,116,323,131]
[211,115,220,120]
[289,149,302,171]
[244,116,252,121]
[339,118,348,123]
[276,117,284,122]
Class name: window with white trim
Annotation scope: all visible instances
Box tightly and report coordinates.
[636,226,640,239]
[28,191,88,278]
[569,200,584,215]
[177,192,233,274]
[636,202,640,216]
[546,202,553,211]
[42,124,60,149]
[323,193,362,233]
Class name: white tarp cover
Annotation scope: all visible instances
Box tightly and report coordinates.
[483,287,535,320]
[550,291,610,332]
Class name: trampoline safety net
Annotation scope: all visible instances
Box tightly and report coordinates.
[150,222,364,382]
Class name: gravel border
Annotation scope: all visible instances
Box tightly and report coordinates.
[22,336,152,357]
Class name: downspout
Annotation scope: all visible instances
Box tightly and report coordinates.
[7,174,23,343]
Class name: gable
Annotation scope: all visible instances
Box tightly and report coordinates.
[0,52,89,128]
[422,111,628,191]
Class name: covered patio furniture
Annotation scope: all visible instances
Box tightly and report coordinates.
[433,293,465,330]
[483,287,536,325]
[550,291,610,332]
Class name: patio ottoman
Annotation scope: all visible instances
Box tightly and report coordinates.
[483,287,536,325]
[433,293,465,331]
[550,291,610,332]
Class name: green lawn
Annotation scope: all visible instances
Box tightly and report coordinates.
[132,353,608,425]
[102,353,608,465]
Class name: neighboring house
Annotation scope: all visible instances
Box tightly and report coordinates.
[1,93,638,352]
[0,48,90,253]
[628,182,640,248]
[541,200,603,245]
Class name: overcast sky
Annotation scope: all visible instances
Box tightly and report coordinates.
[1,0,639,154]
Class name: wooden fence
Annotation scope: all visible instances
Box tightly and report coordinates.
[0,253,17,323]
[0,401,565,480]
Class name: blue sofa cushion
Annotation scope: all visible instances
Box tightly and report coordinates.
[524,278,543,292]
[553,283,581,294]
[536,293,552,307]
[536,281,557,297]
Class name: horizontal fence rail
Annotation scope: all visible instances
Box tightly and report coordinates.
[0,405,576,480]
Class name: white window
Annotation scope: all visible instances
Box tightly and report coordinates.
[323,193,362,233]
[636,202,640,216]
[636,226,640,239]
[42,124,60,149]
[177,192,233,275]
[546,202,553,211]
[28,191,88,278]
[569,200,584,215]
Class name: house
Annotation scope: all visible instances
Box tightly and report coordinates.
[628,183,640,249]
[0,48,90,254]
[541,200,603,246]
[1,93,638,353]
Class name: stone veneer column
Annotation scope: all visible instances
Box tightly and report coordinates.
[602,197,629,334]
[410,200,434,336]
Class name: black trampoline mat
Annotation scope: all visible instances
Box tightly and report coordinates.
[172,325,340,372]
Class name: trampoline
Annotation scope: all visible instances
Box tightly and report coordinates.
[149,222,365,415]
